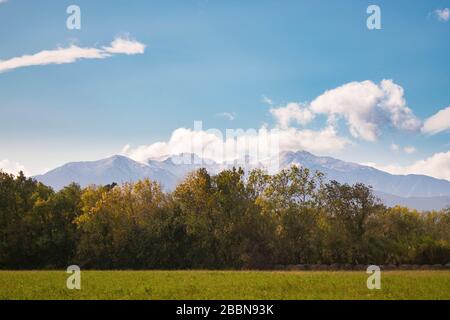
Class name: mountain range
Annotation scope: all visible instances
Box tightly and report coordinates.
[33,151,450,211]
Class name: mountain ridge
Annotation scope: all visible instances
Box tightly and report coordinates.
[33,151,450,211]
[278,151,450,198]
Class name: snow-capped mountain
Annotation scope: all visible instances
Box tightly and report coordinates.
[147,153,223,178]
[33,151,450,211]
[278,151,450,198]
[33,155,179,191]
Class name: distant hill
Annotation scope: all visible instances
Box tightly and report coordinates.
[374,191,450,212]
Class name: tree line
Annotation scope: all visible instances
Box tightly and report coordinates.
[0,167,449,270]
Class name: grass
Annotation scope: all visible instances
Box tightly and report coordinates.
[0,270,449,300]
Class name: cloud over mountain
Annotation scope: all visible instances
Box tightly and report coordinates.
[366,150,450,181]
[122,125,350,164]
[122,79,449,175]
[0,159,27,175]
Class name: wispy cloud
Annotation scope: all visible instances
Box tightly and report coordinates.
[403,146,417,154]
[390,143,417,154]
[390,143,400,152]
[0,36,146,73]
[262,95,273,106]
[435,8,450,22]
[422,106,450,135]
[216,112,236,120]
[0,0,8,4]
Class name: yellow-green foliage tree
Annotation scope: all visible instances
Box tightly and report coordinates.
[1,167,449,269]
[75,179,190,269]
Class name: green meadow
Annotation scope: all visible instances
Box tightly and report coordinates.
[0,270,449,300]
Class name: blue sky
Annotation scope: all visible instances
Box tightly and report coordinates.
[0,0,449,179]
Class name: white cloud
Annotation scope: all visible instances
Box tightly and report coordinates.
[365,151,450,181]
[390,143,417,154]
[0,159,27,175]
[403,146,416,154]
[435,8,450,22]
[270,102,315,128]
[422,106,450,135]
[0,0,8,4]
[309,80,422,141]
[103,36,146,55]
[276,126,350,154]
[216,112,236,120]
[0,36,145,73]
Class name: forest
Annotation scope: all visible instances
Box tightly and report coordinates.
[0,166,449,269]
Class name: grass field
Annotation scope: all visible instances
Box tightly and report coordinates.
[0,270,449,300]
